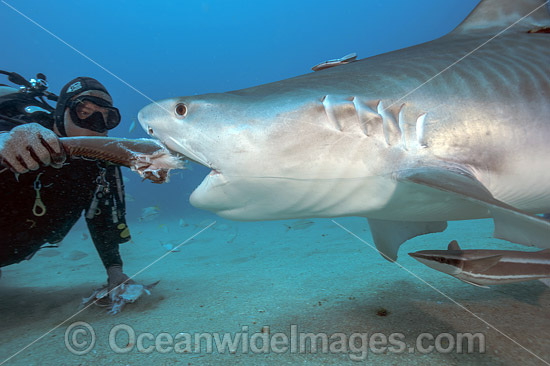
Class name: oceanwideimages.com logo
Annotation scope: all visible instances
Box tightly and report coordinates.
[65,322,485,361]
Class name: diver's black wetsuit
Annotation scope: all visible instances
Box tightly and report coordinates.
[0,119,131,269]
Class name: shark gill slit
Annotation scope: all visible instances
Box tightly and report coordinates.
[326,95,429,150]
[321,95,343,131]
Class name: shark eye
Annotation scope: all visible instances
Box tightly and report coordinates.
[175,103,187,118]
[147,126,154,135]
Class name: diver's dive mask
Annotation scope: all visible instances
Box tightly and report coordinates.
[67,96,121,132]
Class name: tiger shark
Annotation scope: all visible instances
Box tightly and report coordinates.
[138,0,550,261]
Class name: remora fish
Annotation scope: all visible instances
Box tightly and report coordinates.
[409,240,550,288]
[311,53,358,72]
[138,0,550,261]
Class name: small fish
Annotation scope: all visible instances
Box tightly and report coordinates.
[81,232,89,241]
[311,53,357,71]
[198,219,213,227]
[125,193,135,202]
[284,219,315,232]
[214,223,231,231]
[139,206,160,222]
[122,176,130,184]
[160,241,181,252]
[158,224,169,233]
[179,218,188,227]
[129,119,137,133]
[63,250,88,261]
[227,230,239,244]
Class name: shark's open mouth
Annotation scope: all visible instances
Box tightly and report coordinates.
[163,137,206,165]
[160,136,222,177]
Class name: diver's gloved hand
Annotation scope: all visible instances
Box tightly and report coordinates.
[0,123,66,174]
[107,265,134,292]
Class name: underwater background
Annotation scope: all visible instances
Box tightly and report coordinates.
[3,1,550,365]
[2,0,479,223]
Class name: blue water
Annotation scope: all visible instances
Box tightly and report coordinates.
[2,0,479,221]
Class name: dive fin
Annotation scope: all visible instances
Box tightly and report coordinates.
[400,167,550,250]
[367,218,447,261]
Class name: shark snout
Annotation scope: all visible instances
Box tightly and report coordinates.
[137,101,170,137]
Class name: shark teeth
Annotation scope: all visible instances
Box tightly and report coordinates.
[164,136,213,169]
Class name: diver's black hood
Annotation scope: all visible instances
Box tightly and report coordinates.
[54,77,112,136]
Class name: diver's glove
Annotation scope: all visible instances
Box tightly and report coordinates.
[0,123,66,174]
[107,264,134,292]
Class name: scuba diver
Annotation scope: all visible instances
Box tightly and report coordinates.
[0,70,132,292]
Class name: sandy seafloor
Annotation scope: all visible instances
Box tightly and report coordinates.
[1,183,550,366]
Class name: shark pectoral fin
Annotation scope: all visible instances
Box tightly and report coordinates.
[485,206,550,249]
[367,218,447,261]
[467,255,503,273]
[400,167,550,249]
[457,277,490,289]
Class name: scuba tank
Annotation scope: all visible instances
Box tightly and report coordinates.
[0,70,58,129]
